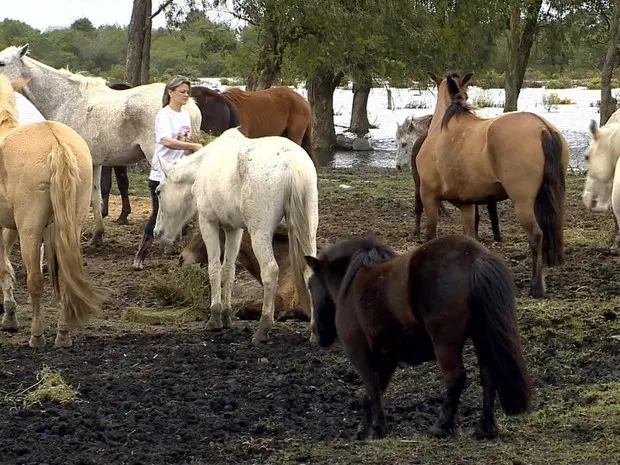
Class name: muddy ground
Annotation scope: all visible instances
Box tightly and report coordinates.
[1,167,620,465]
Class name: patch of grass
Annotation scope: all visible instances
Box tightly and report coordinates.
[9,366,79,408]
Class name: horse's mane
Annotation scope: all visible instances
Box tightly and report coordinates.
[191,85,222,100]
[441,72,474,129]
[222,87,249,104]
[55,67,109,93]
[335,237,396,295]
[0,76,19,131]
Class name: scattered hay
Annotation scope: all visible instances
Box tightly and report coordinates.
[192,131,217,146]
[9,366,79,408]
[123,305,209,325]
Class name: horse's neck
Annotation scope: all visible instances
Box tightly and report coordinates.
[172,152,206,183]
[20,58,83,119]
[429,95,451,132]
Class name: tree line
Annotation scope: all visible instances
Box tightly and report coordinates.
[1,0,619,150]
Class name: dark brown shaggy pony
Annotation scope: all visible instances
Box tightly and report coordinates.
[306,235,532,440]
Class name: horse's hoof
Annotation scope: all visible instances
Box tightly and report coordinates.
[473,423,498,440]
[222,313,233,329]
[115,216,129,226]
[54,334,73,348]
[428,424,453,439]
[493,236,503,243]
[1,315,18,332]
[132,260,144,271]
[355,426,370,440]
[29,335,46,348]
[308,330,317,344]
[251,329,270,344]
[529,286,545,299]
[89,232,104,247]
[206,317,223,331]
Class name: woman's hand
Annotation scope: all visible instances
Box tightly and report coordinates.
[190,143,203,152]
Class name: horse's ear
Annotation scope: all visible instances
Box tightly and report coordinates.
[460,73,473,87]
[446,74,460,98]
[590,119,600,140]
[406,120,415,132]
[428,73,442,86]
[17,44,29,58]
[305,255,321,271]
[158,155,172,179]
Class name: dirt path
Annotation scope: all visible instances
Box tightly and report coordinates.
[1,168,619,465]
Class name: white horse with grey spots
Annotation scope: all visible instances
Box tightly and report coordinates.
[153,128,318,344]
[0,44,202,246]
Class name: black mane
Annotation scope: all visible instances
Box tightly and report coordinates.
[441,72,474,129]
[336,238,396,295]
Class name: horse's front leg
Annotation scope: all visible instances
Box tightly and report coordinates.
[0,229,18,332]
[114,166,132,225]
[611,183,620,251]
[18,231,46,348]
[249,233,279,344]
[199,219,225,331]
[221,229,244,328]
[90,165,105,246]
[460,204,476,238]
[420,184,439,241]
[100,166,112,219]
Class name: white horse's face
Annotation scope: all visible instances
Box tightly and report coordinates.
[0,45,31,81]
[394,116,431,171]
[583,121,617,213]
[153,174,196,244]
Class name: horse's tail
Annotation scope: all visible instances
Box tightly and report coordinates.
[301,121,318,167]
[468,252,532,416]
[47,136,103,328]
[535,128,566,267]
[285,151,318,319]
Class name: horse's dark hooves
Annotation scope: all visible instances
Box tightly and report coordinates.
[276,307,310,322]
[236,307,262,321]
[473,425,499,441]
[116,216,129,225]
[427,424,454,439]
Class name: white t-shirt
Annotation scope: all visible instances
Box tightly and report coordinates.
[15,93,46,124]
[149,105,193,182]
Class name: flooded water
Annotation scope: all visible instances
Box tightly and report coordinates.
[199,78,606,170]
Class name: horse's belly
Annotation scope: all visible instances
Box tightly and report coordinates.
[0,204,16,229]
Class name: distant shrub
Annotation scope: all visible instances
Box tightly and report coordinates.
[546,78,573,89]
[542,93,574,111]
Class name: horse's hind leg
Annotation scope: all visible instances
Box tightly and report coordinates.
[250,233,279,344]
[0,229,18,332]
[459,204,476,238]
[114,166,132,225]
[18,232,46,348]
[487,201,502,242]
[90,165,105,246]
[100,166,112,219]
[474,365,498,439]
[221,229,243,328]
[514,200,544,297]
[428,340,467,437]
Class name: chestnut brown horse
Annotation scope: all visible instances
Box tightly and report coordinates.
[221,86,315,165]
[401,115,502,241]
[417,72,568,297]
[306,235,532,440]
[179,224,309,322]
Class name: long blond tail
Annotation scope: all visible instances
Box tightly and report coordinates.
[285,155,318,318]
[47,138,103,328]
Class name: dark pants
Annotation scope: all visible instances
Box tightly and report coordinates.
[144,179,189,238]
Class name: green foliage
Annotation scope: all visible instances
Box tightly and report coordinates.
[546,77,574,89]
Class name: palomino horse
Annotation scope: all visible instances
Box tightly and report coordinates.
[395,114,502,241]
[582,119,620,249]
[0,44,202,246]
[153,128,318,344]
[180,224,310,322]
[305,235,532,440]
[0,75,102,348]
[417,72,568,297]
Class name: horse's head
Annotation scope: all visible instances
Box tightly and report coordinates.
[305,255,338,347]
[583,119,618,213]
[0,45,31,82]
[395,115,432,170]
[153,157,197,244]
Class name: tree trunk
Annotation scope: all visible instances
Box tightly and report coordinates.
[246,33,283,91]
[348,69,372,136]
[126,0,149,86]
[600,0,620,126]
[504,0,542,112]
[140,1,152,84]
[307,68,343,152]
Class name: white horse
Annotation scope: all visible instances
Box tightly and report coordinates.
[153,128,319,344]
[394,114,432,171]
[582,119,620,249]
[0,44,202,246]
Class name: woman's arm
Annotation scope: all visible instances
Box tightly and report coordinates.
[160,137,202,152]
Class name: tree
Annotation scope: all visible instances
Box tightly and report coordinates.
[599,0,620,125]
[504,0,543,112]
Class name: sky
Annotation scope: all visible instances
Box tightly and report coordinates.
[1,0,171,31]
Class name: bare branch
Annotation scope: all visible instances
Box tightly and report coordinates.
[152,0,175,19]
